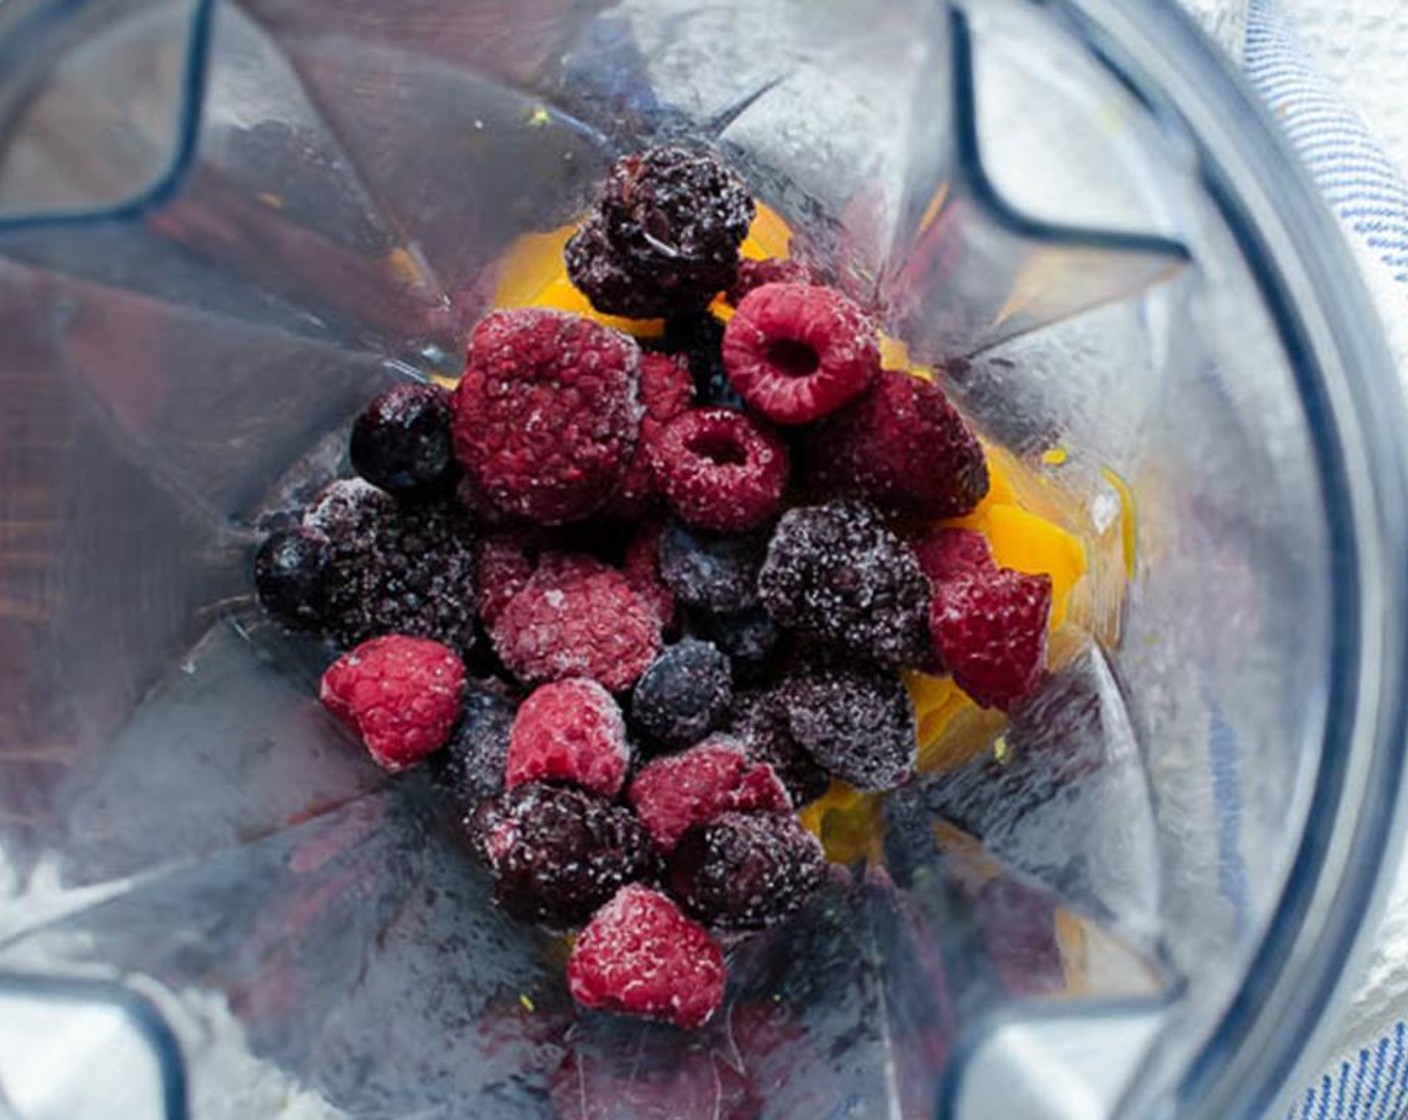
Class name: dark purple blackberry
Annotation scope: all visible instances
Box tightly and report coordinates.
[253,527,332,630]
[350,383,458,496]
[774,663,916,792]
[468,782,662,927]
[692,604,784,682]
[667,811,826,930]
[630,638,733,751]
[757,500,931,667]
[661,312,743,410]
[303,479,478,654]
[565,146,755,318]
[657,519,767,613]
[433,681,517,810]
[728,690,831,806]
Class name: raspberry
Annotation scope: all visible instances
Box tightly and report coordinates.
[473,529,541,628]
[721,283,878,424]
[320,635,466,772]
[567,884,726,1028]
[628,738,791,852]
[805,369,989,519]
[506,678,631,799]
[929,568,1052,710]
[726,257,818,305]
[623,517,678,628]
[453,309,643,524]
[566,146,755,318]
[657,519,768,613]
[775,663,916,791]
[603,352,694,520]
[303,479,478,653]
[660,313,742,410]
[668,811,826,930]
[469,783,661,927]
[692,605,785,683]
[728,690,831,805]
[911,527,995,583]
[433,681,517,809]
[630,639,733,751]
[491,557,662,692]
[651,408,789,532]
[253,527,332,631]
[757,501,931,667]
[349,383,458,496]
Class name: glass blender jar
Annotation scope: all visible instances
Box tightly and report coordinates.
[0,1,1405,1118]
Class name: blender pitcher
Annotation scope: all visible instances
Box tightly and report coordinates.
[1,1,1406,1118]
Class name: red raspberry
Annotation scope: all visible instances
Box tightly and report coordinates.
[491,555,662,692]
[806,369,989,519]
[603,352,694,520]
[319,635,465,772]
[628,738,791,852]
[912,527,995,583]
[473,529,540,627]
[721,283,879,424]
[506,679,631,799]
[726,256,818,304]
[623,516,677,627]
[650,408,789,532]
[452,309,643,525]
[930,568,1052,711]
[567,884,726,1029]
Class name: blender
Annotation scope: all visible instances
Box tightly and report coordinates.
[0,0,1405,1117]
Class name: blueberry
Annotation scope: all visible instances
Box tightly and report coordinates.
[433,681,517,810]
[631,638,733,751]
[253,528,331,629]
[350,383,458,496]
[657,520,768,613]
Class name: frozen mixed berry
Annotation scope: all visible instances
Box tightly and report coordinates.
[721,283,878,424]
[630,639,733,751]
[650,408,789,532]
[912,527,995,583]
[727,689,831,806]
[668,811,826,930]
[661,312,742,409]
[452,308,643,524]
[805,368,988,519]
[603,352,694,520]
[303,479,478,652]
[469,783,661,927]
[775,663,916,792]
[726,257,818,305]
[473,528,541,628]
[629,737,791,852]
[930,568,1051,710]
[349,383,458,496]
[566,146,755,318]
[506,678,631,799]
[757,500,931,667]
[253,527,332,631]
[623,517,678,628]
[320,634,466,772]
[491,555,661,692]
[567,883,727,1028]
[433,681,517,809]
[656,519,768,613]
[692,605,785,683]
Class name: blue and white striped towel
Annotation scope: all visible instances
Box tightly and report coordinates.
[1184,0,1408,1115]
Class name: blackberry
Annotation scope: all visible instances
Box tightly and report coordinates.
[433,681,517,810]
[668,811,827,930]
[657,519,768,613]
[757,500,931,667]
[253,527,332,630]
[468,782,661,928]
[349,383,458,496]
[660,313,743,410]
[775,663,916,792]
[303,479,478,654]
[728,689,831,806]
[692,605,784,682]
[630,638,733,751]
[566,146,755,318]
